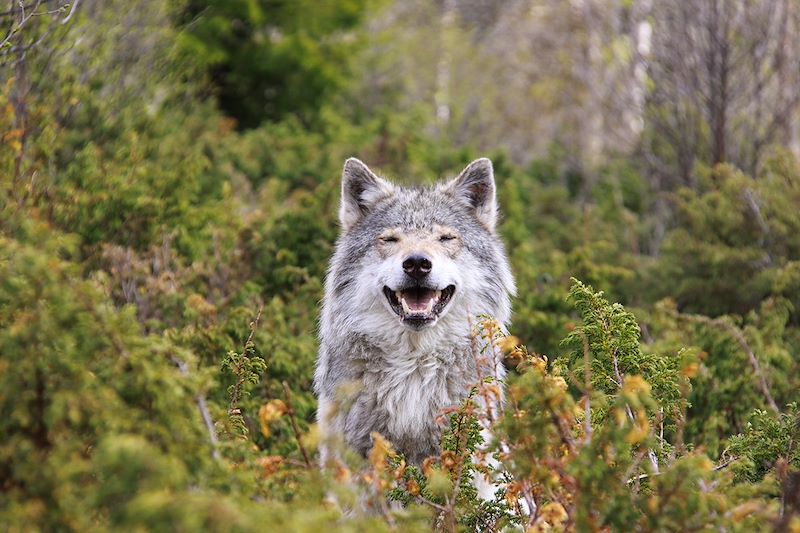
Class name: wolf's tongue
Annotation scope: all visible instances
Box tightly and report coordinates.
[403,289,434,312]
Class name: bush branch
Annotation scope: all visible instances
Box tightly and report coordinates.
[676,311,780,414]
[281,381,312,468]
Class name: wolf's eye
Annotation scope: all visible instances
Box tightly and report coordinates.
[380,236,399,243]
[439,234,457,242]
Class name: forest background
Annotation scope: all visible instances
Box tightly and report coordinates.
[1,0,799,531]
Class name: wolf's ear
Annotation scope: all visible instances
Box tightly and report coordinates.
[339,158,396,231]
[443,158,497,231]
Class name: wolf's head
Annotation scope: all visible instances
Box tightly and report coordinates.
[325,158,515,340]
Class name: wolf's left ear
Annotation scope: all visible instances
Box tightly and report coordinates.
[339,158,396,231]
[443,158,498,231]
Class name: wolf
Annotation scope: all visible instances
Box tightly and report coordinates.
[314,158,516,469]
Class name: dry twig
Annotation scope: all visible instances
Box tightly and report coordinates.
[281,381,312,468]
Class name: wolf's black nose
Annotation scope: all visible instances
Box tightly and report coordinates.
[402,254,432,280]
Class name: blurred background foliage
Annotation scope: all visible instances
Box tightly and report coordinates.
[0,0,798,530]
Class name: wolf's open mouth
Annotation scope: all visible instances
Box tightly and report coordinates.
[382,285,456,327]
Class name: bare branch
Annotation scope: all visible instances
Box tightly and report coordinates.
[173,358,221,461]
[282,381,312,469]
[60,0,79,24]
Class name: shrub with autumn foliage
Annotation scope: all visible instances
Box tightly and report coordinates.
[313,281,796,531]
[1,1,798,531]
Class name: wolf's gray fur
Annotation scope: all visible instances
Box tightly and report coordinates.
[314,158,515,466]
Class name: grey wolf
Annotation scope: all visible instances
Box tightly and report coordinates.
[314,158,516,468]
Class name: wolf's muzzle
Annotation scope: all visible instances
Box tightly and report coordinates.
[382,284,456,330]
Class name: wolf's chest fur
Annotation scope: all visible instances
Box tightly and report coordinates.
[342,338,478,464]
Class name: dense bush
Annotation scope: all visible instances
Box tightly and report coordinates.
[0,0,798,531]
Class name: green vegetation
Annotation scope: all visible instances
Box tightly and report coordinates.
[1,1,798,531]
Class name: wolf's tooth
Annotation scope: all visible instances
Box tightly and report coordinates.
[434,290,441,301]
[400,297,412,314]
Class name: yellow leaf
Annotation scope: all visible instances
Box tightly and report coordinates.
[185,293,217,317]
[2,128,23,141]
[426,467,452,498]
[392,458,406,480]
[422,457,435,477]
[257,456,283,478]
[539,501,568,526]
[368,432,394,470]
[623,375,651,395]
[626,415,650,444]
[258,399,287,439]
[300,423,319,454]
[681,362,699,378]
[730,501,761,522]
[334,463,351,483]
[697,456,714,472]
[551,376,568,391]
[441,450,458,471]
[498,335,520,353]
[530,357,547,375]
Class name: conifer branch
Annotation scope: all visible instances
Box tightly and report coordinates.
[227,307,263,415]
[676,311,780,414]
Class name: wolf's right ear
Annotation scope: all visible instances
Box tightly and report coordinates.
[339,158,396,231]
